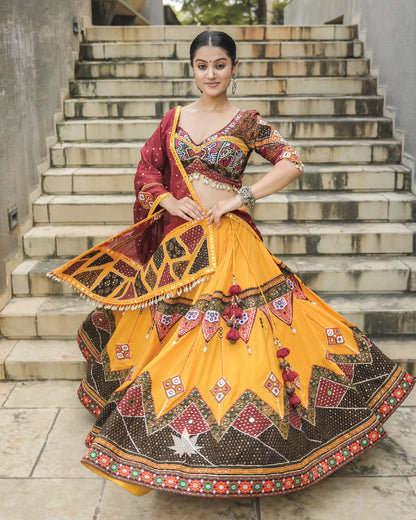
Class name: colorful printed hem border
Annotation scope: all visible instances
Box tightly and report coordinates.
[81,371,414,498]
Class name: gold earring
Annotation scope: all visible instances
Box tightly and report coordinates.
[232,74,237,95]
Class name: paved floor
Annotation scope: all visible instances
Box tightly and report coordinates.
[0,380,415,520]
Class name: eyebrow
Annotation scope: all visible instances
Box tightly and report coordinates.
[194,57,228,63]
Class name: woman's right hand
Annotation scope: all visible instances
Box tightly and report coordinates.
[160,195,206,222]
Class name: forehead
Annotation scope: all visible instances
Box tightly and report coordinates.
[193,45,231,62]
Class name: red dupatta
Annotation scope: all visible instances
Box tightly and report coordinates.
[49,107,216,310]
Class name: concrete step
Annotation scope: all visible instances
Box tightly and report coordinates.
[23,224,124,258]
[84,25,358,44]
[64,96,385,119]
[321,293,416,335]
[280,255,416,294]
[49,139,401,168]
[0,338,86,380]
[41,164,410,195]
[80,39,363,61]
[75,58,370,79]
[22,222,416,259]
[1,336,414,381]
[56,116,392,142]
[0,296,92,339]
[12,256,416,297]
[258,221,416,256]
[1,293,415,338]
[69,77,377,98]
[32,192,416,225]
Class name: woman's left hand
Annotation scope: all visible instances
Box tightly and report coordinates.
[206,194,242,227]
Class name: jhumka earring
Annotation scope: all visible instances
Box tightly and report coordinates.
[231,74,237,95]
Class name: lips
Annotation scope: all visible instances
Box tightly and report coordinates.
[205,82,220,87]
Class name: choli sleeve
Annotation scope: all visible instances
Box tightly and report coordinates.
[134,111,174,217]
[246,112,304,173]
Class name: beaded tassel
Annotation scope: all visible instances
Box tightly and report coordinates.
[276,345,302,407]
[225,276,243,345]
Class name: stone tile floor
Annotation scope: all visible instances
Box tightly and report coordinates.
[1,380,415,520]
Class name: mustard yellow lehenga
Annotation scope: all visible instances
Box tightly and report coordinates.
[51,106,414,497]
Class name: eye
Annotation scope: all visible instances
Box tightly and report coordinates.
[216,64,225,69]
[197,64,207,70]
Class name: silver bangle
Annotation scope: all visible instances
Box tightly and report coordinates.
[238,186,256,209]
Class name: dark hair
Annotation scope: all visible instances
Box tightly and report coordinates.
[190,31,237,65]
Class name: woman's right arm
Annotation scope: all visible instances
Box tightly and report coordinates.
[134,111,205,223]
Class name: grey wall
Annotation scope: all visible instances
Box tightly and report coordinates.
[0,0,91,309]
[285,0,416,182]
[141,0,164,25]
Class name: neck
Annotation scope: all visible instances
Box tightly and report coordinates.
[196,93,233,111]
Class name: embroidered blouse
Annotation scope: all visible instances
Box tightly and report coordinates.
[134,106,303,227]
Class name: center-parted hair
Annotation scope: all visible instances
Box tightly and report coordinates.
[190,31,237,65]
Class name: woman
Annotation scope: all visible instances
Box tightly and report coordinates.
[51,31,414,497]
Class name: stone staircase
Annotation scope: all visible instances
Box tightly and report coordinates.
[1,24,415,380]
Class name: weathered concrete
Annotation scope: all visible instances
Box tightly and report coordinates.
[0,0,91,310]
[284,0,416,191]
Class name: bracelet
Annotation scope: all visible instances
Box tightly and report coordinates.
[238,186,256,209]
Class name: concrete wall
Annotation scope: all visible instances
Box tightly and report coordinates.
[285,0,416,188]
[141,0,164,25]
[0,0,91,309]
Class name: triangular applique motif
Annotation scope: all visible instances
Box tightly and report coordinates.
[268,292,293,325]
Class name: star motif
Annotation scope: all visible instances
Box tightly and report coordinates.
[168,428,202,458]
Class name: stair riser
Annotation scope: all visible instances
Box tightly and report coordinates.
[80,41,362,61]
[42,170,409,195]
[64,97,384,119]
[50,142,402,168]
[56,119,392,142]
[0,315,85,340]
[23,228,416,258]
[262,230,415,256]
[3,341,414,380]
[4,358,86,381]
[13,263,416,297]
[75,59,369,79]
[85,25,357,43]
[69,77,377,98]
[0,308,412,339]
[32,199,416,225]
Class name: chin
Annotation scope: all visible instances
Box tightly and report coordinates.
[201,87,228,96]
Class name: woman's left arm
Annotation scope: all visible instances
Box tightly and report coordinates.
[207,112,304,226]
[206,159,301,226]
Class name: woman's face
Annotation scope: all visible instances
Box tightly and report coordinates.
[192,46,238,97]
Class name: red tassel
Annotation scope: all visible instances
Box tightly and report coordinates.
[224,305,243,319]
[276,347,290,358]
[234,306,243,318]
[229,284,242,296]
[224,306,234,318]
[226,328,240,343]
[289,394,301,406]
[283,369,298,382]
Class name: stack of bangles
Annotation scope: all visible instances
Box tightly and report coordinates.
[238,186,256,209]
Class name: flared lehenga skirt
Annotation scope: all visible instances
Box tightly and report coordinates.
[74,213,414,497]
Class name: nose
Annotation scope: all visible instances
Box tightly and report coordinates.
[207,66,216,79]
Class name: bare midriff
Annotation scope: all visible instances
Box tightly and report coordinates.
[190,177,238,211]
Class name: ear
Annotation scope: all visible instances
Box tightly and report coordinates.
[232,59,239,75]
